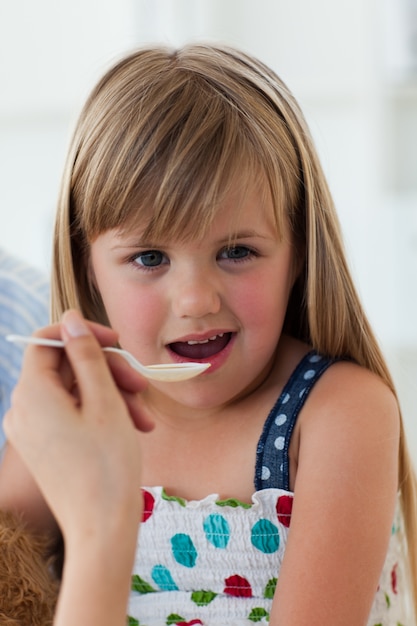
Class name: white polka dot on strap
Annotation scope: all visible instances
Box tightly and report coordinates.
[261,466,271,480]
[309,354,322,363]
[281,392,290,404]
[275,414,287,426]
[303,369,315,380]
[274,436,285,450]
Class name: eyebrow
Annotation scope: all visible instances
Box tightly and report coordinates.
[218,230,272,242]
[110,229,272,250]
[225,230,262,238]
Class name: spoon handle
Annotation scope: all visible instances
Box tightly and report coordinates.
[5,334,210,382]
[6,335,65,348]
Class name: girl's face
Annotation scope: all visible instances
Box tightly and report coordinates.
[89,181,298,412]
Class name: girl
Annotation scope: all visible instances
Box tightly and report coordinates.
[1,43,416,626]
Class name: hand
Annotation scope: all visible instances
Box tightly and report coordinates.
[4,309,154,625]
[4,309,153,548]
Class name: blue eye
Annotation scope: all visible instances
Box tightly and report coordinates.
[219,246,254,261]
[133,250,167,268]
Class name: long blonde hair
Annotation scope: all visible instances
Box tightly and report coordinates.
[51,43,417,616]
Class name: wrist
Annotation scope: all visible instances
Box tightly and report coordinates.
[55,533,137,626]
[60,486,142,552]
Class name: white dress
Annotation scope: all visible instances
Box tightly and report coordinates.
[127,486,407,625]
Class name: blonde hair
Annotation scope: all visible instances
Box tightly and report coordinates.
[51,43,417,616]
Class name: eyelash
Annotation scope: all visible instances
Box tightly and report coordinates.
[218,245,258,263]
[128,250,168,273]
[128,245,258,272]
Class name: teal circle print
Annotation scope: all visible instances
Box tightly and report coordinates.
[171,533,198,567]
[251,519,280,554]
[203,514,230,549]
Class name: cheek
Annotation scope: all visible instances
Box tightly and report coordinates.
[233,269,293,327]
[91,267,163,341]
[106,286,164,338]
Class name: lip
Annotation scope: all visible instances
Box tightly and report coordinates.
[166,331,236,375]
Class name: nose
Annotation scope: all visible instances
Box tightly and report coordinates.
[170,268,222,319]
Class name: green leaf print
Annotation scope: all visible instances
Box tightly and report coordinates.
[263,578,277,599]
[384,592,391,608]
[248,607,270,622]
[166,614,185,625]
[162,489,187,507]
[131,574,156,594]
[126,617,139,626]
[215,497,252,509]
[191,590,218,605]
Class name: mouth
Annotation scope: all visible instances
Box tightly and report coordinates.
[168,332,232,361]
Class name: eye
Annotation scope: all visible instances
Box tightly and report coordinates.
[218,245,256,262]
[132,250,168,269]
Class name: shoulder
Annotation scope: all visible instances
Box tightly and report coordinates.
[274,336,400,484]
[302,358,399,438]
[294,358,400,494]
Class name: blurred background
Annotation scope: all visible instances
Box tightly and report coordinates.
[0,0,416,456]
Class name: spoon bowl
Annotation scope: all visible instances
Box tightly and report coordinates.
[6,335,210,382]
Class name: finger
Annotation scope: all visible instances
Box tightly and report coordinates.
[61,343,152,415]
[104,350,148,393]
[46,316,119,393]
[94,348,154,432]
[60,310,127,415]
[118,389,154,432]
[35,318,119,347]
[63,352,154,431]
[17,318,120,388]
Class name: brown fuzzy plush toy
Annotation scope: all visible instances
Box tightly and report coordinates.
[0,509,59,625]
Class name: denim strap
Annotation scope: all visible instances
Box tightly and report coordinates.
[255,351,337,492]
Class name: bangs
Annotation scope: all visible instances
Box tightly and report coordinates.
[116,108,274,243]
[70,46,303,246]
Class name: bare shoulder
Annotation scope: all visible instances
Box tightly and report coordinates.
[301,359,400,442]
[293,357,400,497]
[278,334,401,475]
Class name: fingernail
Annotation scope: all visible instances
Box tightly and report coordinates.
[62,310,90,338]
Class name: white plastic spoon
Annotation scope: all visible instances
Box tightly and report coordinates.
[6,335,210,382]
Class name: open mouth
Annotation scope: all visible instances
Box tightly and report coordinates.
[168,332,232,360]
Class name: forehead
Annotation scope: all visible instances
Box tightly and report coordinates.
[111,175,287,247]
[203,178,282,239]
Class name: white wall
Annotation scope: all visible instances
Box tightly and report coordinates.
[0,0,140,269]
[1,0,416,457]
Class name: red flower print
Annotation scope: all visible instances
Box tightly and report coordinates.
[177,621,203,625]
[276,495,293,527]
[224,574,253,597]
[391,563,398,594]
[141,489,155,522]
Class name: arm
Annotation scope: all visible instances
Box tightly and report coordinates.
[3,310,153,626]
[270,361,400,626]
[0,444,59,536]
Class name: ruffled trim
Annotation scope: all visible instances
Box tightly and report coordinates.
[141,486,294,514]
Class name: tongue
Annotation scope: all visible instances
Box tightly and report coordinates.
[169,333,230,360]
